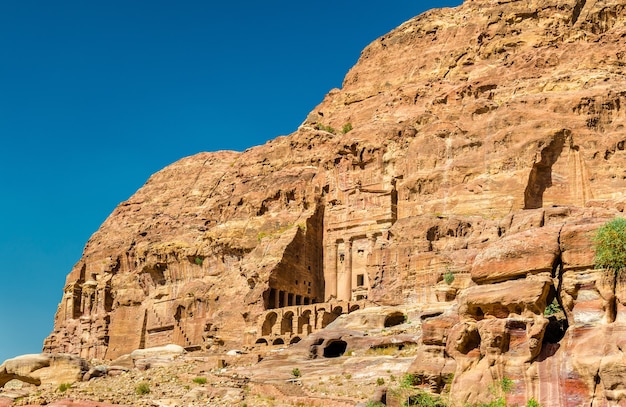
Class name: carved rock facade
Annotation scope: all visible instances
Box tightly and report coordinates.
[45,0,626,404]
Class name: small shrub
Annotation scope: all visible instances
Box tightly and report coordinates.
[342,122,353,134]
[57,383,72,393]
[315,123,336,134]
[594,217,626,274]
[135,382,151,395]
[405,390,448,406]
[376,377,385,386]
[526,399,543,407]
[544,298,562,316]
[366,345,398,356]
[192,377,207,385]
[344,373,352,379]
[500,377,513,394]
[194,257,203,266]
[366,401,386,407]
[443,270,455,285]
[291,368,301,378]
[400,373,421,388]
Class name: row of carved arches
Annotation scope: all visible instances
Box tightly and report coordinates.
[255,336,302,346]
[255,301,364,346]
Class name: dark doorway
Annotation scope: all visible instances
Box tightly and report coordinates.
[323,340,347,358]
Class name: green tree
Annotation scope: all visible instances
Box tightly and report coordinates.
[594,217,626,321]
[594,217,626,272]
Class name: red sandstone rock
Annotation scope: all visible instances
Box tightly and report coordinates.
[470,227,561,284]
[38,0,626,405]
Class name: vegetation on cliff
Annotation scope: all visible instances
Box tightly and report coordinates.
[594,217,626,275]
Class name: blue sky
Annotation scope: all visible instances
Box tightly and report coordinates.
[0,0,462,362]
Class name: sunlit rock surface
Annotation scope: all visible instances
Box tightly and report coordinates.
[41,0,626,405]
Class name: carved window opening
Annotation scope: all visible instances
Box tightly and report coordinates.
[298,310,312,334]
[281,311,294,335]
[356,274,365,287]
[262,312,277,336]
[268,288,277,309]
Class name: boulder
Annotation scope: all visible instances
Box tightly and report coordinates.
[458,277,553,320]
[471,227,561,284]
[0,354,89,388]
[130,344,186,369]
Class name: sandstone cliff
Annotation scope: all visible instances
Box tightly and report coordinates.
[44,0,626,405]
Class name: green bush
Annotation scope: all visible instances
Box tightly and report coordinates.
[500,377,513,394]
[405,390,448,407]
[544,298,562,316]
[314,123,336,134]
[57,383,72,393]
[291,368,301,378]
[194,256,203,266]
[193,377,207,384]
[400,373,421,388]
[443,270,455,285]
[594,217,626,274]
[376,377,385,386]
[342,122,353,134]
[135,382,151,395]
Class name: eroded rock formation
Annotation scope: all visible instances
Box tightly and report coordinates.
[44,0,626,405]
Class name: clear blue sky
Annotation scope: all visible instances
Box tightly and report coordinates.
[0,0,462,362]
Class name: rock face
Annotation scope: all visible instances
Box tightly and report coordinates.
[43,0,626,405]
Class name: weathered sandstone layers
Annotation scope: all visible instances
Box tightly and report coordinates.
[44,0,626,405]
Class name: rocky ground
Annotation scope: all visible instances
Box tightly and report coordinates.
[1,305,439,407]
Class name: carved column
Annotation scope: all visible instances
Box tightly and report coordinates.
[325,242,338,300]
[338,240,353,301]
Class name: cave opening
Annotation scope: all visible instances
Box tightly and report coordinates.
[323,340,347,358]
[544,254,568,344]
[384,311,406,327]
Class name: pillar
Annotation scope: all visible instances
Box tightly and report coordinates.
[324,242,338,300]
[338,240,353,301]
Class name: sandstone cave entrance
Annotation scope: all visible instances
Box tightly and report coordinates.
[323,340,347,358]
[543,294,568,344]
[384,311,406,327]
